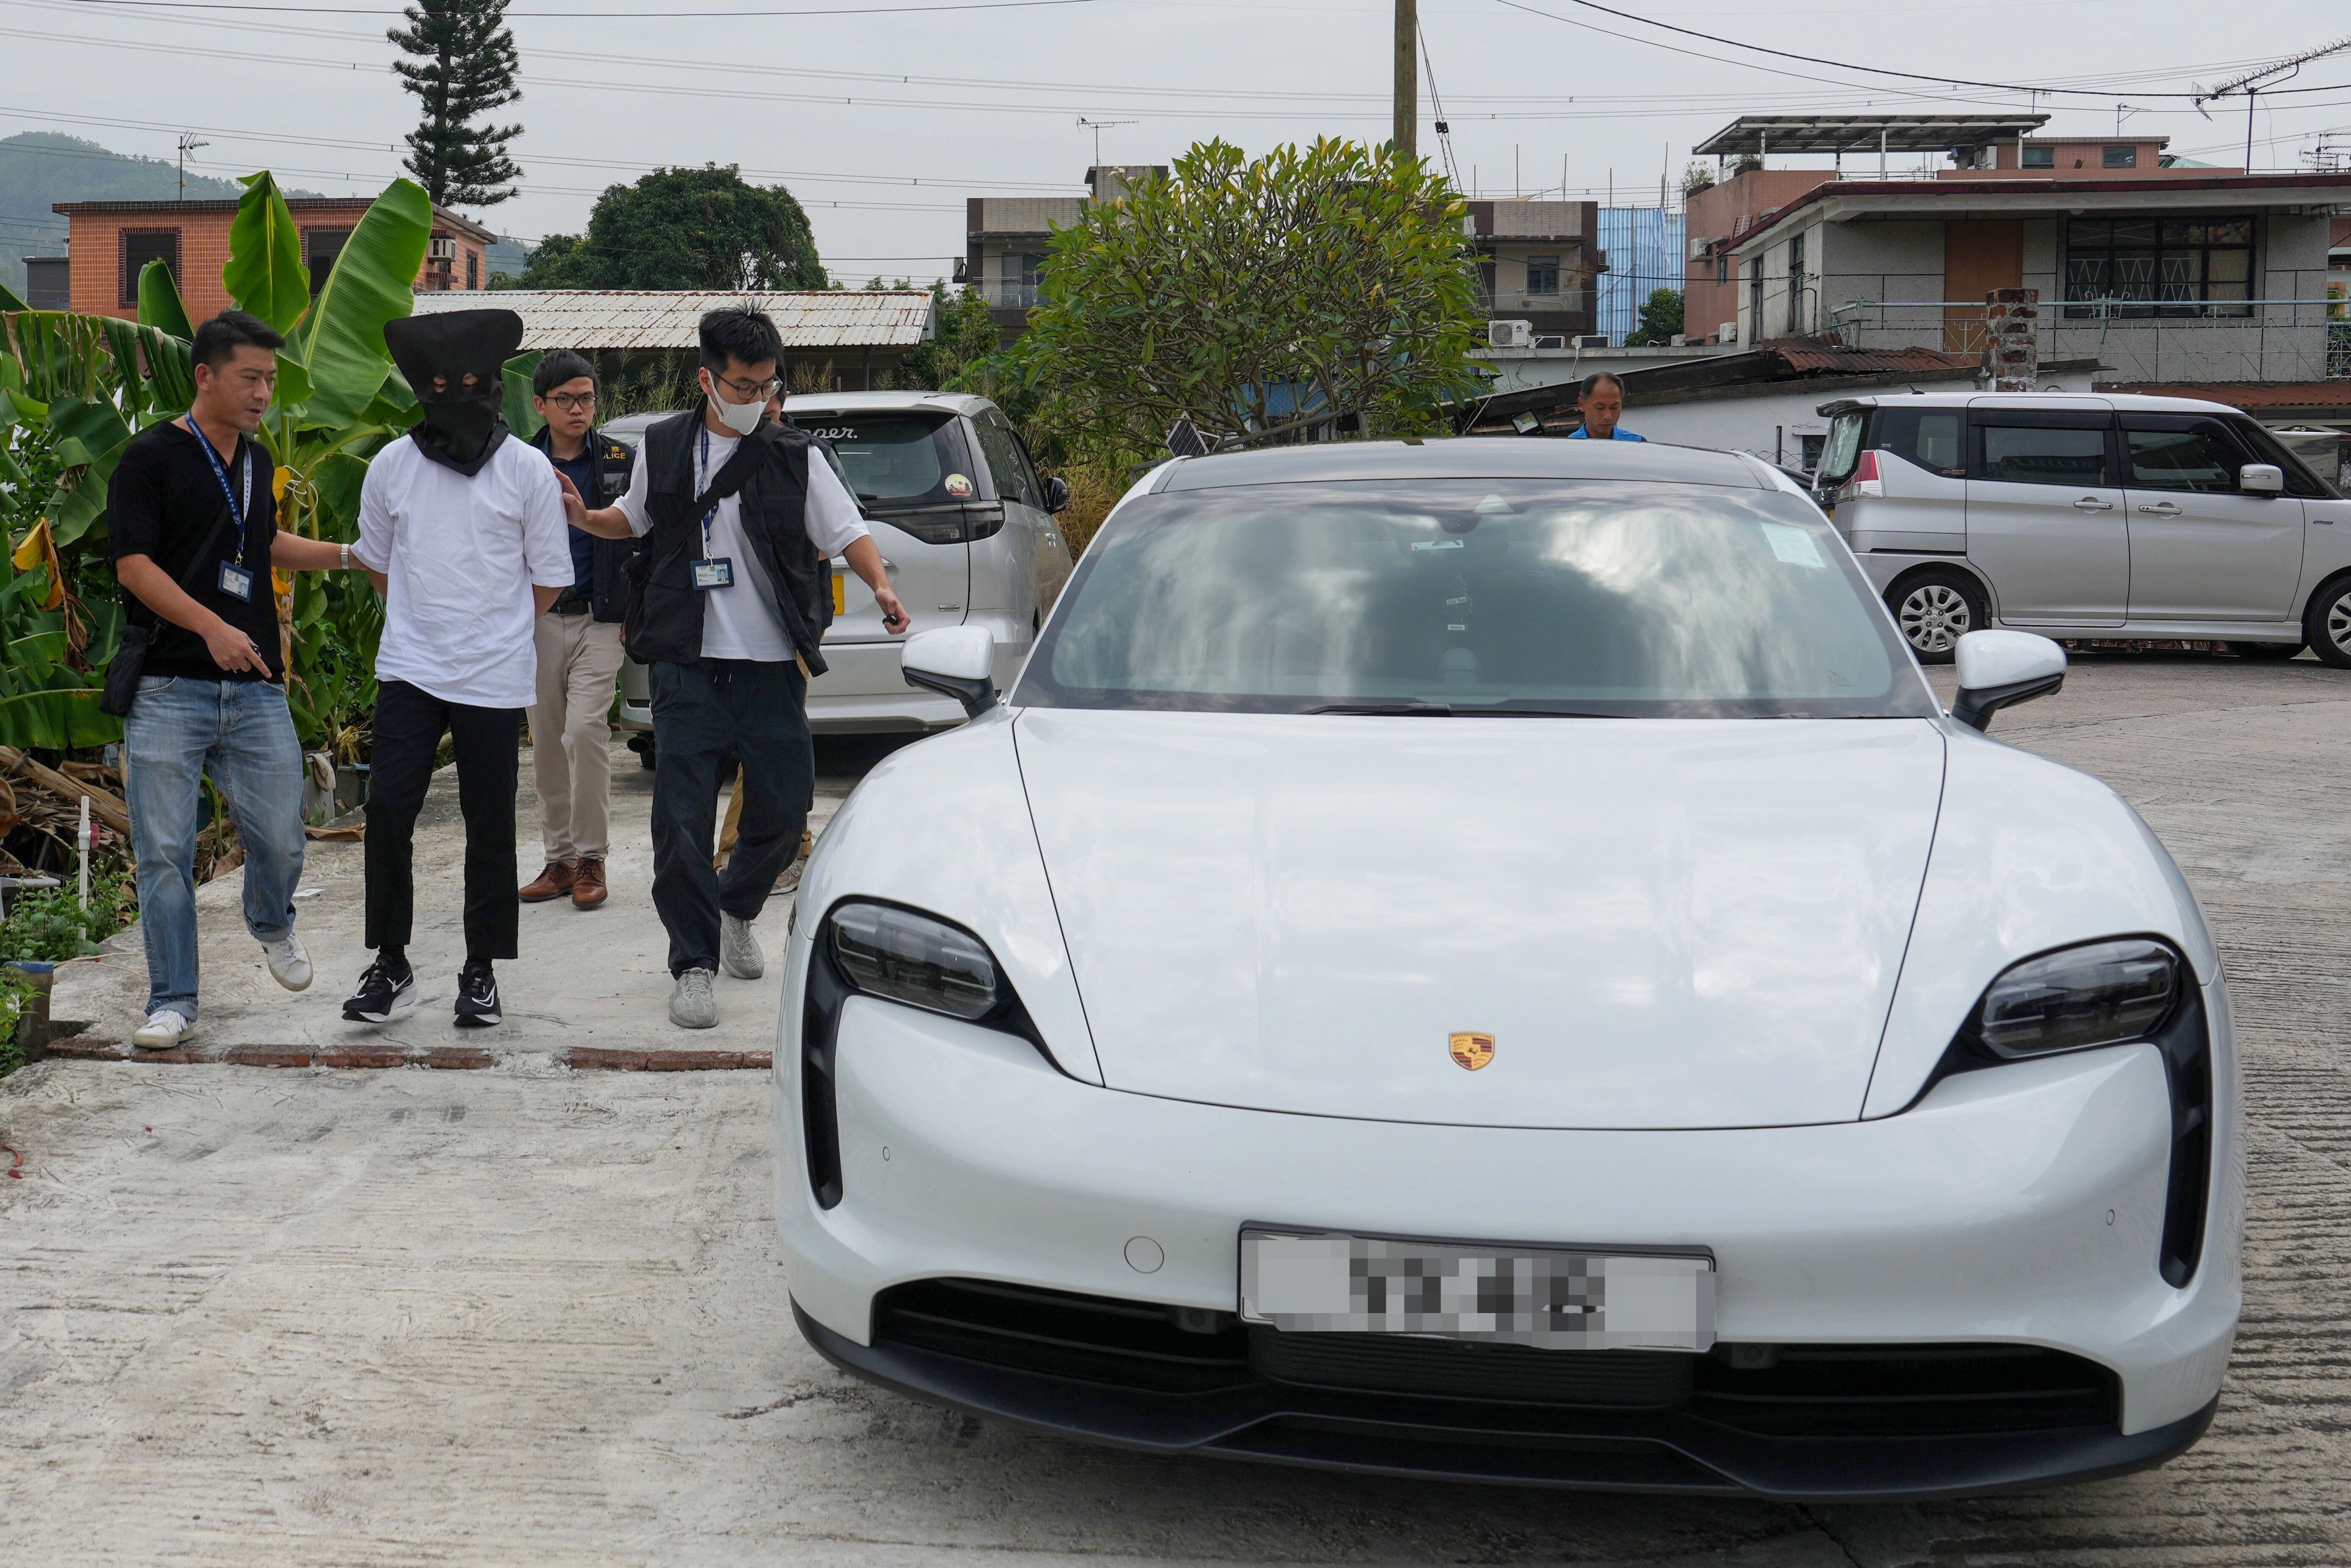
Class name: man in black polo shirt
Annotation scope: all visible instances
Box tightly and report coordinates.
[109,309,358,1050]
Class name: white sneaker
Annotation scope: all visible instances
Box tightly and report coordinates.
[264,932,312,992]
[720,913,764,980]
[669,967,719,1029]
[131,1009,195,1050]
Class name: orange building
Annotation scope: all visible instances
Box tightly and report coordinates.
[51,198,498,323]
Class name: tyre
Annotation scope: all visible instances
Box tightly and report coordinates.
[2303,577,2351,668]
[1886,569,1987,664]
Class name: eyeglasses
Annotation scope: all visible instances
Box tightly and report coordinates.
[541,392,597,412]
[712,372,782,401]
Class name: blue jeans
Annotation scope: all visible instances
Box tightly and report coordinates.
[122,676,307,1019]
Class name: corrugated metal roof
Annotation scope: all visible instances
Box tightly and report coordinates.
[1764,343,1977,375]
[409,289,936,351]
[2101,381,2351,409]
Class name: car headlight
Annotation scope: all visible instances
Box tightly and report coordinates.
[1972,938,2180,1059]
[829,900,1002,1021]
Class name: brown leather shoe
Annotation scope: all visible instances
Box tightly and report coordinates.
[520,861,575,902]
[571,858,609,909]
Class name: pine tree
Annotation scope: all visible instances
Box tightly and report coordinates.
[388,0,524,209]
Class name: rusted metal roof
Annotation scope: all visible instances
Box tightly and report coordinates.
[1760,342,1977,375]
[2101,382,2351,409]
[409,289,936,351]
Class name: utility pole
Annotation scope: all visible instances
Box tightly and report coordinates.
[1393,0,1417,162]
[176,131,208,199]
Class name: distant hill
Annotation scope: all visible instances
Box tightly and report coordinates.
[1,132,323,298]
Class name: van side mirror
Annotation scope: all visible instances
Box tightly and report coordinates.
[1042,475,1071,514]
[1951,630,2066,733]
[902,626,997,719]
[2239,463,2283,497]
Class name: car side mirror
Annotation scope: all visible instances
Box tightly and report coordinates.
[2239,463,2283,497]
[1951,630,2065,733]
[1042,475,1070,514]
[902,625,996,719]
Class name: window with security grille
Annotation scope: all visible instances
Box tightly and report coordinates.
[1525,254,1559,295]
[2063,216,2253,318]
[120,229,180,307]
[2022,145,2055,168]
[2102,145,2137,168]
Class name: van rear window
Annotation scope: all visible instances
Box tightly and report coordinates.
[1873,407,1966,478]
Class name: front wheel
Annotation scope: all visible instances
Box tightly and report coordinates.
[1887,569,1987,664]
[2303,578,2351,668]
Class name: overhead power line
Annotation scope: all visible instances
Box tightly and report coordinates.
[1493,0,2351,102]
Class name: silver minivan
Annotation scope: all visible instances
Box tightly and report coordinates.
[603,392,1075,745]
[1818,392,2350,664]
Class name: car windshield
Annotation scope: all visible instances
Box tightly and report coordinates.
[791,411,969,506]
[1014,479,1935,719]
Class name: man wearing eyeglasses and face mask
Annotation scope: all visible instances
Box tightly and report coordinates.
[563,307,906,1029]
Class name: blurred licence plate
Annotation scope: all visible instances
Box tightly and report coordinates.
[831,572,846,614]
[1240,1229,1715,1350]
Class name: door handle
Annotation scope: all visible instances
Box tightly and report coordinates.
[2136,502,2182,517]
[2073,497,2114,511]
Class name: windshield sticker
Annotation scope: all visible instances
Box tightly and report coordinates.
[944,473,974,498]
[1761,522,1826,569]
[1411,539,1465,551]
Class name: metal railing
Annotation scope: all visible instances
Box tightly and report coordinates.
[1825,299,2350,381]
[977,281,1042,309]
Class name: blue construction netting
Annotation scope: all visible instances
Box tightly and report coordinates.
[1596,208,1687,346]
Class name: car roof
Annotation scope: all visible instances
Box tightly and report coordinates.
[1155,438,1771,492]
[1823,390,2247,417]
[784,390,995,417]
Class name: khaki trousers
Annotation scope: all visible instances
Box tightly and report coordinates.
[529,611,628,865]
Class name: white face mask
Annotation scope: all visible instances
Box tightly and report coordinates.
[706,374,766,436]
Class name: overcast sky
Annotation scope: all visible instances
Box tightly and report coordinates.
[6,0,2350,281]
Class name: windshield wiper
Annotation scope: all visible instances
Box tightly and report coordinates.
[1303,701,1456,716]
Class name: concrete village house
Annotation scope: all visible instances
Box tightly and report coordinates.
[965,166,1603,346]
[49,196,497,322]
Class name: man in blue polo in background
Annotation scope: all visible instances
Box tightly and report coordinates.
[1567,371,1644,441]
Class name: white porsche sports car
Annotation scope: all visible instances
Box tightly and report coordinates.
[772,439,2241,1499]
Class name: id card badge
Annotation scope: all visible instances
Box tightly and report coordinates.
[217,561,255,602]
[690,557,735,591]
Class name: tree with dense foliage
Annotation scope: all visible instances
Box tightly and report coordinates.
[388,0,523,208]
[1625,287,1684,347]
[516,167,823,291]
[1020,138,1484,450]
[899,283,1002,389]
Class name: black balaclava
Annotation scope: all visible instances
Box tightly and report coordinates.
[384,308,525,477]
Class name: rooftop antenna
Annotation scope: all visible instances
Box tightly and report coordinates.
[2194,33,2351,169]
[1076,118,1137,174]
[176,131,208,199]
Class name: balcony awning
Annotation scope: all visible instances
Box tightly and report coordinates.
[1695,115,2050,156]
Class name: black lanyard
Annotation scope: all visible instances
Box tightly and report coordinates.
[695,424,723,559]
[184,416,251,563]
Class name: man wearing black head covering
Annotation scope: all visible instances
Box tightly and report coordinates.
[343,308,575,1028]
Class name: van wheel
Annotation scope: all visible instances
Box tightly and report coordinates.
[2303,577,2351,668]
[1887,570,1985,664]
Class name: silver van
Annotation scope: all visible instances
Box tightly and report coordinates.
[602,392,1075,746]
[1817,392,2350,664]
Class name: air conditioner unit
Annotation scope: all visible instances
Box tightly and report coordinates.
[428,235,457,261]
[1488,319,1535,350]
[1573,334,1610,349]
[1532,334,1567,350]
[1670,334,1689,347]
[1719,320,1739,343]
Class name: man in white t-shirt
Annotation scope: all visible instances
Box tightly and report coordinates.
[563,308,905,1028]
[344,309,574,1029]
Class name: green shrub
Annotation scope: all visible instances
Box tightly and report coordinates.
[0,884,121,964]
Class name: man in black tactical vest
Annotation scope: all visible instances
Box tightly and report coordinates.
[561,308,907,1028]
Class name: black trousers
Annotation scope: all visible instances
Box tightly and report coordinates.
[364,678,522,962]
[648,658,811,976]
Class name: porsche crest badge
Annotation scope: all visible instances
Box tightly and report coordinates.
[1448,1032,1495,1071]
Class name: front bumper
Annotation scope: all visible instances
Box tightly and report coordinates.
[771,973,2241,1496]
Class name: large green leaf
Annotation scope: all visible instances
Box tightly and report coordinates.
[284,177,432,428]
[0,278,26,312]
[502,350,544,440]
[224,172,309,336]
[137,258,193,340]
[98,316,194,415]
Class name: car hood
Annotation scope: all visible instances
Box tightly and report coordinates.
[1013,710,1947,1129]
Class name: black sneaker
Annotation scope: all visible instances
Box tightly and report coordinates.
[454,958,501,1028]
[342,956,417,1024]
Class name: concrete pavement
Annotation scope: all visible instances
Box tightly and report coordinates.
[3,660,2350,1565]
